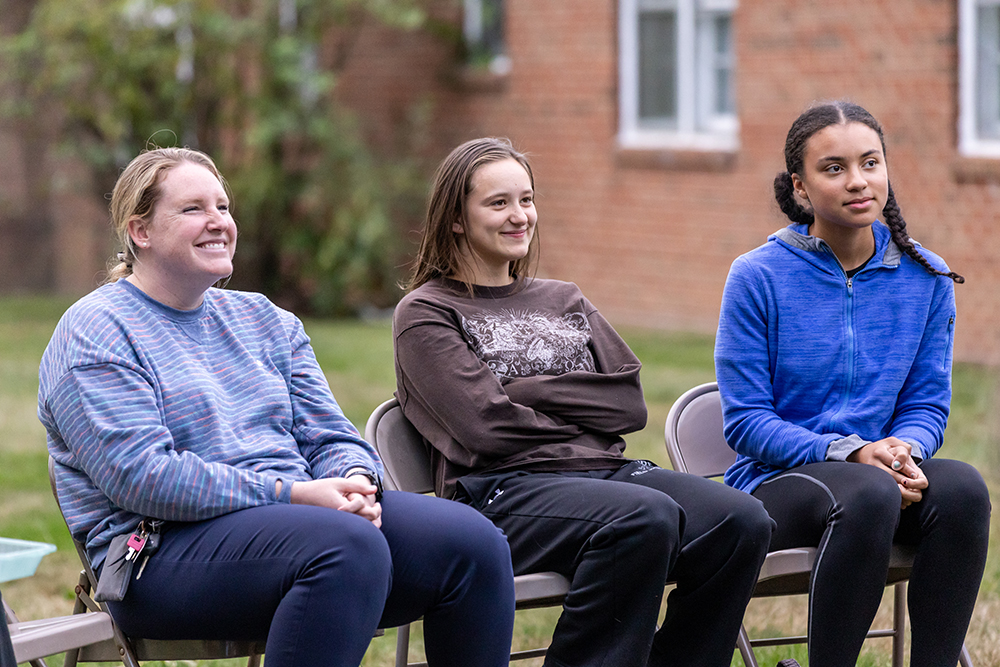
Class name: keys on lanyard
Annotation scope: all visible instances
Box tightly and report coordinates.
[124,530,147,562]
[125,519,162,580]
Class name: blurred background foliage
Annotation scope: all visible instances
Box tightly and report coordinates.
[0,0,430,315]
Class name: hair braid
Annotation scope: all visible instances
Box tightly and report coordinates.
[882,184,964,283]
[778,100,964,284]
[773,172,814,225]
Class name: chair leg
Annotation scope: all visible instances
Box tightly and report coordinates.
[959,643,974,667]
[736,624,759,667]
[891,581,906,667]
[75,574,140,667]
[395,623,411,667]
[247,653,261,667]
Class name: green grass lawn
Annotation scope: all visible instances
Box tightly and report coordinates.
[1,295,998,666]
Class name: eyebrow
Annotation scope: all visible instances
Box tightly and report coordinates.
[817,148,882,163]
[478,187,533,201]
[177,194,229,205]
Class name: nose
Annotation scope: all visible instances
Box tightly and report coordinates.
[510,203,529,225]
[845,165,867,191]
[206,208,227,229]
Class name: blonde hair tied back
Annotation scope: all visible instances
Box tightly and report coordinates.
[105,147,227,284]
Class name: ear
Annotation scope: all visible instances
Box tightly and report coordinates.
[790,173,809,202]
[452,219,465,235]
[127,216,150,248]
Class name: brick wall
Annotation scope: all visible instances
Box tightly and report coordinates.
[4,0,998,363]
[336,0,1000,364]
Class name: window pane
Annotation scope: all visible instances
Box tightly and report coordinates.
[480,0,505,58]
[977,4,1000,139]
[638,10,677,124]
[465,0,506,68]
[713,14,734,115]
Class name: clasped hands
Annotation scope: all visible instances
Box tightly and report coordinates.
[278,476,383,527]
[847,437,928,509]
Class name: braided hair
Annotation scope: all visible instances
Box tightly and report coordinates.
[773,102,964,284]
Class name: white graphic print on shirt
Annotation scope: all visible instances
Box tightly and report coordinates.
[461,309,596,379]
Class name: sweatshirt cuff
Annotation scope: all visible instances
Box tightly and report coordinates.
[276,478,294,504]
[825,434,870,461]
[895,437,925,462]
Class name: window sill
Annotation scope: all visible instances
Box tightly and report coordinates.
[952,155,1000,184]
[447,64,509,94]
[615,146,738,172]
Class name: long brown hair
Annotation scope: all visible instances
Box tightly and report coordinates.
[404,137,538,293]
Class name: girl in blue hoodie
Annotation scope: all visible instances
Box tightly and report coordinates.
[715,101,991,667]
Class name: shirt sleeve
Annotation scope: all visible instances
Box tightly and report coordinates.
[715,257,838,468]
[887,276,954,460]
[501,307,646,434]
[285,322,383,479]
[46,360,282,522]
[395,316,585,469]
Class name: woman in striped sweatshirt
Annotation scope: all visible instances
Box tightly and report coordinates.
[38,147,515,667]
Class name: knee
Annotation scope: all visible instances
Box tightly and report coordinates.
[625,497,690,573]
[636,494,685,546]
[923,459,992,529]
[694,487,773,562]
[727,493,774,555]
[448,505,514,579]
[388,494,513,586]
[312,515,393,588]
[838,466,902,523]
[589,493,683,557]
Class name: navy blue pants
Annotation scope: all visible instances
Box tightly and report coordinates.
[105,491,515,667]
[753,459,991,667]
[457,460,774,667]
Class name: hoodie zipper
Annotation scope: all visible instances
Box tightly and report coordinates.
[837,270,856,420]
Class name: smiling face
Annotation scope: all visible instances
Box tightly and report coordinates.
[792,121,889,239]
[453,157,537,286]
[127,161,237,309]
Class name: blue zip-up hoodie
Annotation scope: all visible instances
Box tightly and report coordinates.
[715,221,956,494]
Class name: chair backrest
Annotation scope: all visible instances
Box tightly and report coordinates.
[48,457,102,590]
[664,382,736,478]
[364,398,434,494]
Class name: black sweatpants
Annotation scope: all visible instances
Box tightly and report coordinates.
[457,460,774,667]
[753,458,991,667]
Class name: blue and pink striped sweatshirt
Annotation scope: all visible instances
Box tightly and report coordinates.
[39,280,382,567]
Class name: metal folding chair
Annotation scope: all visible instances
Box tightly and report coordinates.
[664,381,974,667]
[365,398,570,667]
[48,456,265,667]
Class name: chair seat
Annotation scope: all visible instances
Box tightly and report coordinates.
[513,572,571,610]
[753,544,917,597]
[10,612,115,663]
[76,637,266,662]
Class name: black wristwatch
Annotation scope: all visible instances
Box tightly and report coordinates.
[345,468,384,502]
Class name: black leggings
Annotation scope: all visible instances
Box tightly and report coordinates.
[752,459,990,667]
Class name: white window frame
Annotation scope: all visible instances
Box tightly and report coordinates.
[618,0,738,151]
[959,0,1000,157]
